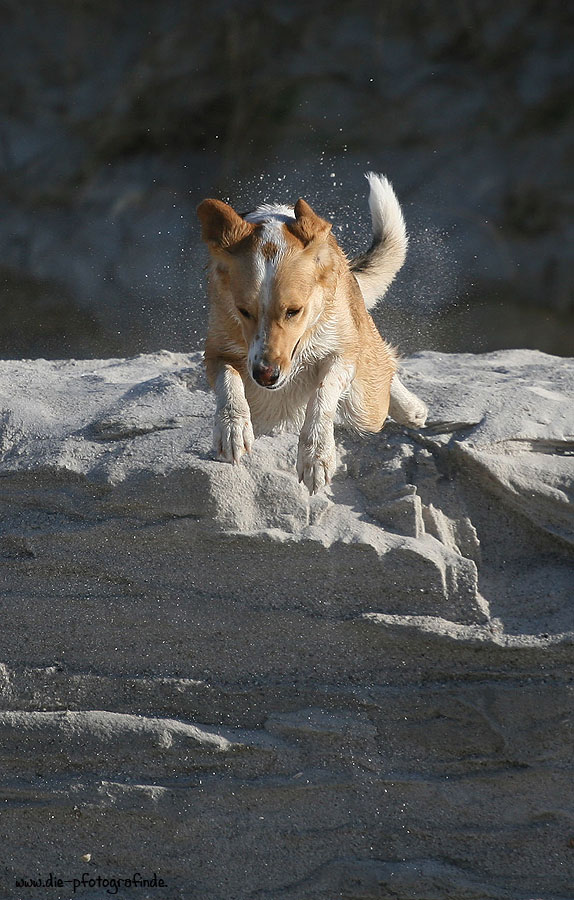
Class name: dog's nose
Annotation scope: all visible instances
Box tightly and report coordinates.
[252,362,280,387]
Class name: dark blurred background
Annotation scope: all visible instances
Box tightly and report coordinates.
[0,0,572,360]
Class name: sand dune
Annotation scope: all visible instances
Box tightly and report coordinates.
[0,350,572,898]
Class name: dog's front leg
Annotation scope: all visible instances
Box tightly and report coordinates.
[297,358,353,494]
[212,363,254,465]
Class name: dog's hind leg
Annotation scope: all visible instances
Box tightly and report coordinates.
[389,375,428,428]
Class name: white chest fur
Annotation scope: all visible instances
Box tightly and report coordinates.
[243,362,320,435]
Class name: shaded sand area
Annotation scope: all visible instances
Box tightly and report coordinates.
[0,350,572,899]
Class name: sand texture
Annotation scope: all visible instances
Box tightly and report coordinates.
[0,350,573,899]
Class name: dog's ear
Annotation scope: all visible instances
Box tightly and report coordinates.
[197,199,255,252]
[287,198,332,246]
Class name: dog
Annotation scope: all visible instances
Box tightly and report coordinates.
[197,173,428,494]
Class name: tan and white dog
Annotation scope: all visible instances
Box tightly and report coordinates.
[197,173,428,494]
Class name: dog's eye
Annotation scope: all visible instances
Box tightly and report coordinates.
[285,308,301,319]
[237,307,252,320]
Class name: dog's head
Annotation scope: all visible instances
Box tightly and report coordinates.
[197,197,337,389]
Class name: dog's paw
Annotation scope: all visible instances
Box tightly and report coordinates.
[297,431,337,495]
[397,396,428,428]
[389,377,428,429]
[213,409,254,465]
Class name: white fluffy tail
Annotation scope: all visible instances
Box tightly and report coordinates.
[351,172,408,310]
